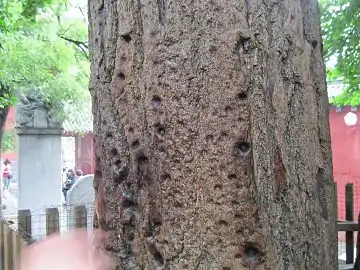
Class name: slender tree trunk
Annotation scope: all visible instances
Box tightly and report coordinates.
[0,109,8,148]
[88,0,337,269]
[0,84,10,152]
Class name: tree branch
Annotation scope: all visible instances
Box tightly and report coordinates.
[59,36,89,60]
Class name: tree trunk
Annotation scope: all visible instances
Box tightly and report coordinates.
[88,0,337,269]
[0,109,8,148]
[0,85,10,152]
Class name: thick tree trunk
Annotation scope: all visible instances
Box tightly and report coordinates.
[88,0,337,269]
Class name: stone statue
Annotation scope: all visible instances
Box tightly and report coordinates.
[15,88,62,129]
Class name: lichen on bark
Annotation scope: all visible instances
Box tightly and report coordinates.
[88,0,337,269]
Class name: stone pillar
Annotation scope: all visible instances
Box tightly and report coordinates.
[15,89,63,239]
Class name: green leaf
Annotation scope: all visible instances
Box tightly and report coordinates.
[321,0,360,105]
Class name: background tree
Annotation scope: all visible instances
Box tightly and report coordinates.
[0,0,90,146]
[320,0,360,105]
[89,0,337,269]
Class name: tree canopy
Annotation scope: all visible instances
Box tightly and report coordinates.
[320,0,360,105]
[0,0,89,119]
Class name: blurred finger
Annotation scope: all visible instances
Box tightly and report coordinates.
[15,229,115,270]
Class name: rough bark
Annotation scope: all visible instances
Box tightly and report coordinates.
[88,0,337,269]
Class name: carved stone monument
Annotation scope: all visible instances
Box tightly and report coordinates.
[66,174,95,230]
[15,88,63,239]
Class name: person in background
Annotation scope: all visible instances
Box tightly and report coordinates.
[62,169,76,201]
[2,159,12,195]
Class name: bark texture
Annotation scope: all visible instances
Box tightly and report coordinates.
[88,0,337,269]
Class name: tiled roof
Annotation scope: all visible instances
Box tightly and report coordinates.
[63,103,93,136]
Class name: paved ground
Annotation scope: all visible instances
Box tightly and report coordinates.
[1,190,18,220]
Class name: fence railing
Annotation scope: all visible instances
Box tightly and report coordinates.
[1,185,360,269]
[0,219,27,270]
[338,183,360,270]
[0,204,89,270]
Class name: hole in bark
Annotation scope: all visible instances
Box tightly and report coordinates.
[214,184,222,190]
[128,127,134,134]
[161,173,171,181]
[206,134,214,144]
[118,72,125,80]
[110,148,118,157]
[162,240,169,245]
[209,45,217,53]
[244,244,261,266]
[137,155,149,164]
[235,213,244,219]
[174,201,183,208]
[311,40,318,48]
[157,126,165,136]
[153,251,164,266]
[121,33,132,43]
[232,200,240,205]
[131,140,140,149]
[151,95,162,108]
[234,141,251,157]
[136,153,150,180]
[114,158,121,167]
[218,220,228,226]
[237,92,247,100]
[105,132,113,139]
[228,174,237,180]
[122,198,135,208]
[225,105,232,112]
[235,253,242,259]
[127,232,134,241]
[220,131,227,137]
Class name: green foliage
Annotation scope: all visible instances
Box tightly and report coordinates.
[0,0,60,33]
[0,0,90,121]
[0,92,16,109]
[320,0,360,105]
[1,129,16,152]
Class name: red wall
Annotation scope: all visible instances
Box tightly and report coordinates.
[330,107,360,221]
[75,134,94,175]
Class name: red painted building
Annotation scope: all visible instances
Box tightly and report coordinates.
[330,107,360,220]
